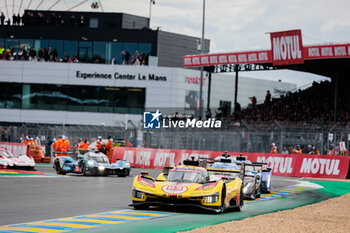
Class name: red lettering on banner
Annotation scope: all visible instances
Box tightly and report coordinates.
[348,46,350,55]
[135,151,151,166]
[184,57,192,66]
[186,77,206,85]
[112,148,350,178]
[308,48,320,57]
[123,150,134,163]
[334,46,347,56]
[228,55,237,63]
[210,55,218,64]
[299,158,340,175]
[154,152,176,167]
[321,47,333,57]
[257,156,293,175]
[270,29,304,65]
[238,54,247,62]
[248,53,258,62]
[219,55,227,63]
[192,57,200,65]
[258,52,268,61]
[201,56,209,65]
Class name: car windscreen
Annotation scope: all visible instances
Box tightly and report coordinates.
[0,150,13,158]
[89,155,109,163]
[167,169,206,183]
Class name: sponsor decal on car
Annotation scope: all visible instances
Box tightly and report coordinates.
[162,185,188,194]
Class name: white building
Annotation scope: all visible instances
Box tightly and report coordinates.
[0,61,296,126]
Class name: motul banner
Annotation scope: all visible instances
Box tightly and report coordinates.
[183,50,272,67]
[0,142,28,157]
[112,147,350,179]
[183,30,350,68]
[304,43,350,60]
[270,29,304,66]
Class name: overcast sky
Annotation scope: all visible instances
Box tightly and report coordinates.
[7,0,348,85]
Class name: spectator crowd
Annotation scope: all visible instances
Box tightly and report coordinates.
[0,44,148,65]
[1,11,87,27]
[235,81,350,125]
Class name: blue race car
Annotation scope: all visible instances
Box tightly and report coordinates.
[53,151,131,177]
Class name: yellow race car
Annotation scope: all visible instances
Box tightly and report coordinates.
[130,160,245,213]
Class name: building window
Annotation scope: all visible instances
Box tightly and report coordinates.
[0,83,22,109]
[93,41,106,63]
[0,82,145,115]
[89,18,99,28]
[63,40,78,60]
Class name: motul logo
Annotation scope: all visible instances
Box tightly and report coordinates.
[257,156,293,174]
[270,29,304,66]
[300,158,340,175]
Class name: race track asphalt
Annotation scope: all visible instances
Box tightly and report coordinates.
[0,166,299,226]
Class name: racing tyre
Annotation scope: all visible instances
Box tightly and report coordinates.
[80,161,87,176]
[55,161,66,175]
[256,181,261,198]
[234,188,244,212]
[218,186,226,213]
[117,169,129,177]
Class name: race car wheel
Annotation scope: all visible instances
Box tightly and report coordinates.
[256,180,261,198]
[80,161,87,176]
[251,182,257,200]
[219,186,226,213]
[239,188,244,210]
[117,169,129,177]
[55,161,66,175]
[234,188,244,212]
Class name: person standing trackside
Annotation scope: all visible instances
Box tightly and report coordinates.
[295,145,302,154]
[328,144,336,156]
[105,136,113,159]
[60,135,70,156]
[96,136,104,151]
[265,90,271,104]
[79,138,90,150]
[270,143,278,154]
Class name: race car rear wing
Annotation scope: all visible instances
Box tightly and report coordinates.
[206,163,245,183]
[250,162,271,172]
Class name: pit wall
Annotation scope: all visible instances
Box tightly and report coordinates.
[112,147,350,179]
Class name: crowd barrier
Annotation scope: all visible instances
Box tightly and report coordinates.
[112,147,350,179]
[0,142,27,157]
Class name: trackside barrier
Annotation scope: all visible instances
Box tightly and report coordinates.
[0,142,27,157]
[111,147,350,179]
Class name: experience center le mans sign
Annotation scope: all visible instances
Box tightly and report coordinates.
[76,71,167,81]
[183,29,350,67]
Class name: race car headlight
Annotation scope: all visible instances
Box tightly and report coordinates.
[132,190,144,199]
[98,166,105,171]
[88,160,94,166]
[124,163,130,168]
[204,193,219,203]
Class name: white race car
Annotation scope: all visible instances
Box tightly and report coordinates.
[0,148,36,170]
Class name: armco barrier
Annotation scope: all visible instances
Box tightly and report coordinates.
[0,142,27,157]
[112,147,350,179]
